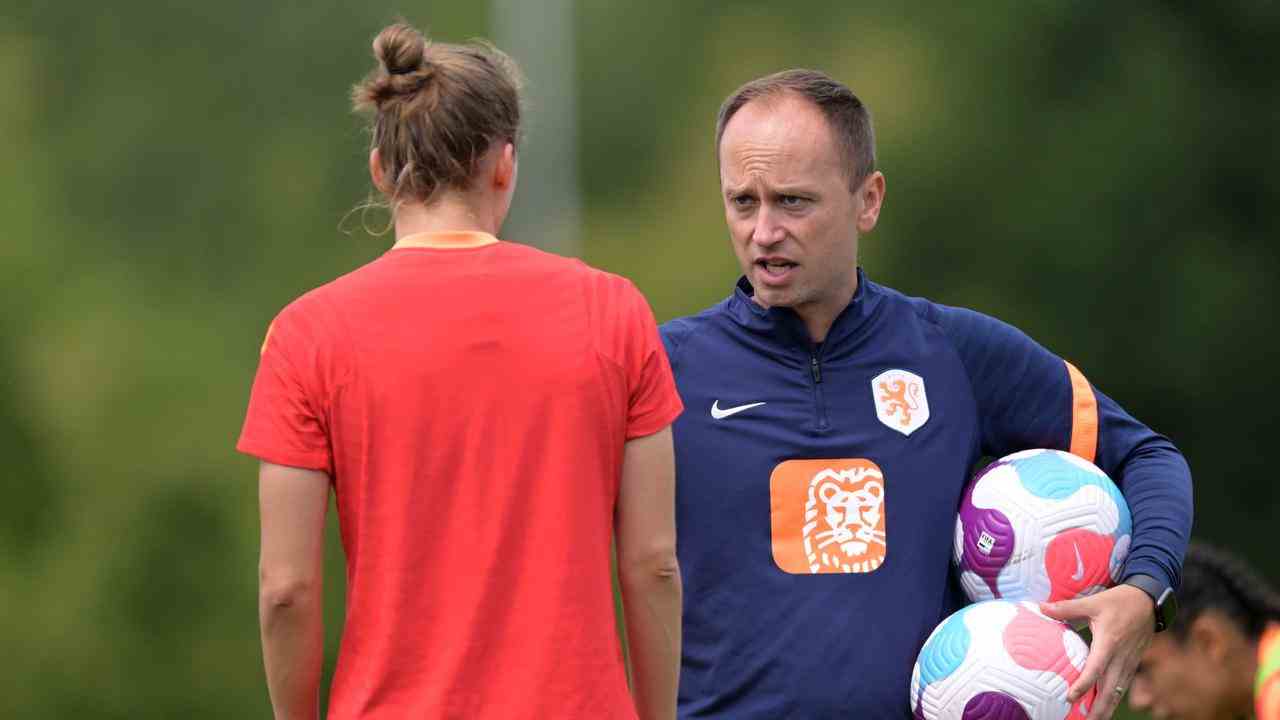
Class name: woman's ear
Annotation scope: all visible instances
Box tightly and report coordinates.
[369,148,389,193]
[493,142,516,191]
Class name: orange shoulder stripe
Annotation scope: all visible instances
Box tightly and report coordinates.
[1065,361,1098,464]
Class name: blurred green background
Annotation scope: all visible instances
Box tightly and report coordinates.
[2,1,1276,717]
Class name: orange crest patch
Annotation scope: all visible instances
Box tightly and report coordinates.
[770,458,887,574]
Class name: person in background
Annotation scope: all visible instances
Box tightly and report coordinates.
[237,22,683,720]
[1128,541,1280,720]
[659,68,1193,719]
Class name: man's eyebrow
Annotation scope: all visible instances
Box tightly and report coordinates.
[769,184,819,196]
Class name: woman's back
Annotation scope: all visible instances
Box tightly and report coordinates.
[242,236,678,717]
[241,23,682,719]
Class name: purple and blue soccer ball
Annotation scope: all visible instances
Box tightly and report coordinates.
[954,449,1131,604]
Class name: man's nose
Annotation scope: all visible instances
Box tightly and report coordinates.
[751,205,785,246]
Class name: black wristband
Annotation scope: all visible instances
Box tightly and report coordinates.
[1122,573,1177,632]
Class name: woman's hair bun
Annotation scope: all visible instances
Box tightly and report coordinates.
[352,21,524,207]
[373,23,426,76]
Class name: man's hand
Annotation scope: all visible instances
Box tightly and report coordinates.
[1040,584,1155,720]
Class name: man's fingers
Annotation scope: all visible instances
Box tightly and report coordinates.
[1069,635,1112,703]
[1089,652,1143,720]
[1084,658,1127,720]
[1057,584,1153,718]
[1041,598,1091,623]
[1087,685,1120,720]
[1039,600,1069,620]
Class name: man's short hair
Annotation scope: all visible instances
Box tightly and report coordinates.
[715,69,876,188]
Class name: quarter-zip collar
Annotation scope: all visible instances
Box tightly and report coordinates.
[729,267,881,349]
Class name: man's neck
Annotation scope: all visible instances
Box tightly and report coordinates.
[760,274,859,344]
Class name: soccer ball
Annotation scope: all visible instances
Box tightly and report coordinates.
[911,600,1095,720]
[955,449,1130,603]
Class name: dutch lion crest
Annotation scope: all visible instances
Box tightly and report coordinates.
[872,368,930,436]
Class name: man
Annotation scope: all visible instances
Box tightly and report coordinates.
[660,69,1193,719]
[1128,542,1280,720]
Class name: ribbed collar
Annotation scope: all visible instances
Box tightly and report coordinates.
[729,266,880,349]
[392,231,499,250]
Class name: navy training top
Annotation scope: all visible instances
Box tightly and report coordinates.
[660,270,1193,719]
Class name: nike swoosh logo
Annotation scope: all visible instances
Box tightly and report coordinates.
[1071,543,1086,581]
[710,400,766,420]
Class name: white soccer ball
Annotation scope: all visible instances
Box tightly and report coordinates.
[910,600,1095,720]
[954,449,1131,604]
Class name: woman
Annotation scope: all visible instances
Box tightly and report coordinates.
[237,23,682,720]
[1127,541,1280,720]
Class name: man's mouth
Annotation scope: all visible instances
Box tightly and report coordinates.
[756,259,797,278]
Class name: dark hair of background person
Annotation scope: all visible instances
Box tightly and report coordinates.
[1174,541,1280,641]
[351,22,523,207]
[714,68,876,189]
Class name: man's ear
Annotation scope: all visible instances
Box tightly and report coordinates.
[493,142,516,190]
[369,148,389,193]
[856,170,886,234]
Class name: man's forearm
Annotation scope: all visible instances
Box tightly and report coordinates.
[1112,437,1193,589]
[620,563,682,720]
[260,584,325,720]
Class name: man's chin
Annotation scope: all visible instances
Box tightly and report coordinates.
[751,288,795,310]
[747,288,788,308]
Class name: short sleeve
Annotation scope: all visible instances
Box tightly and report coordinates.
[236,303,333,473]
[615,281,684,439]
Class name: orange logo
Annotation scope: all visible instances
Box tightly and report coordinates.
[877,379,919,426]
[770,458,887,574]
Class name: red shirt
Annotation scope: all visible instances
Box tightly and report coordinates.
[237,234,683,719]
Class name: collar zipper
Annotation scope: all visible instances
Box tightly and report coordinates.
[810,349,829,431]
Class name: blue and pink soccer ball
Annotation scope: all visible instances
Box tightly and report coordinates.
[954,449,1131,604]
[910,600,1096,720]
[911,449,1131,720]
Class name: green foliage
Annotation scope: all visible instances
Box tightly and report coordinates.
[1,1,1276,717]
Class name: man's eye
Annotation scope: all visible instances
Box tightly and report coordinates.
[780,195,806,207]
[732,195,756,207]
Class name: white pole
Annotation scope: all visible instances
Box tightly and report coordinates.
[490,0,582,257]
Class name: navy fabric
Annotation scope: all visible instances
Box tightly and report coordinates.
[661,269,1192,719]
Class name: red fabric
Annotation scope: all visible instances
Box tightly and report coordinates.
[238,241,683,719]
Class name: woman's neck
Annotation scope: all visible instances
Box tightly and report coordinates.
[393,194,499,239]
